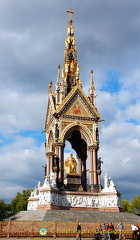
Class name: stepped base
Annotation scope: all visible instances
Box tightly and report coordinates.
[10,210,140,224]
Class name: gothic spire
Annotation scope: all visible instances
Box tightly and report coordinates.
[56,64,61,88]
[89,69,97,106]
[62,8,81,96]
[55,64,63,106]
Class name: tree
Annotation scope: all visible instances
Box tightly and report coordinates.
[122,199,133,212]
[131,195,140,215]
[122,195,140,215]
[10,189,32,215]
[0,200,11,220]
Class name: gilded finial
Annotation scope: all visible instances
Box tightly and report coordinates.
[58,64,60,69]
[90,69,93,74]
[67,8,74,24]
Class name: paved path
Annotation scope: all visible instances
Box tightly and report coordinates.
[0,238,91,240]
[1,237,85,239]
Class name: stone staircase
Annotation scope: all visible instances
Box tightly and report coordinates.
[10,210,140,224]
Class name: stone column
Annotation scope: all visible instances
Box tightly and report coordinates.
[49,152,54,173]
[87,145,100,191]
[81,159,87,191]
[88,147,93,185]
[98,173,101,185]
[93,147,97,185]
[46,152,50,177]
[54,145,59,182]
[54,142,65,185]
[77,156,82,176]
[58,143,65,183]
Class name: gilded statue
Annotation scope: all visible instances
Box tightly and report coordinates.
[65,154,77,174]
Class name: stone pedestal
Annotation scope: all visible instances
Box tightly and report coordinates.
[27,173,122,212]
[88,184,102,193]
[64,173,81,191]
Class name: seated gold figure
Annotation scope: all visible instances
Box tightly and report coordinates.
[65,154,77,174]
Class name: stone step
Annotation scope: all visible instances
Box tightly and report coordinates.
[10,210,140,224]
[10,210,46,221]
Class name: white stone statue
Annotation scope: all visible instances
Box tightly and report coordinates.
[43,176,51,188]
[49,171,57,189]
[102,173,117,192]
[37,181,41,190]
[30,186,38,197]
[50,171,55,184]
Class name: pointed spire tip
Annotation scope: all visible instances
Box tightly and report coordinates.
[67,8,74,23]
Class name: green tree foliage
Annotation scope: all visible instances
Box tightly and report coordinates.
[122,199,133,212]
[10,189,32,215]
[131,195,140,215]
[0,189,32,220]
[0,200,11,220]
[122,195,140,215]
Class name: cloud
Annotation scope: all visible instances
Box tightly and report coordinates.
[0,135,45,202]
[0,88,47,137]
[99,121,140,200]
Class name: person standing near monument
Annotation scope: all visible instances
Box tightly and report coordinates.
[117,221,125,240]
[137,225,140,240]
[107,223,111,240]
[76,223,81,240]
[131,224,138,240]
[110,222,115,240]
[101,223,107,240]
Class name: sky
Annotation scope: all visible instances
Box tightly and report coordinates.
[0,0,140,203]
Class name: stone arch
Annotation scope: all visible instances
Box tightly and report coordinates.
[47,130,54,152]
[62,121,94,146]
[62,122,94,191]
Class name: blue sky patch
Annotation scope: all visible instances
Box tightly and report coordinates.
[100,70,122,94]
[18,129,45,144]
[126,119,140,125]
[0,130,45,148]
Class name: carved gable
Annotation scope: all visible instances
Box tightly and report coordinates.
[65,97,91,117]
[55,87,100,119]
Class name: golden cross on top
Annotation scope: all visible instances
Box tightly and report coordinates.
[67,8,74,21]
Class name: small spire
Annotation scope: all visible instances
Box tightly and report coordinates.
[48,81,52,93]
[57,64,61,84]
[56,64,61,91]
[90,69,94,88]
[89,69,96,106]
[56,65,63,105]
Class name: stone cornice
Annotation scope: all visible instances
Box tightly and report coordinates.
[46,152,54,157]
[53,142,65,148]
[87,145,99,151]
[60,114,99,122]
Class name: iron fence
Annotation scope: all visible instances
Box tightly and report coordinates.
[0,219,137,238]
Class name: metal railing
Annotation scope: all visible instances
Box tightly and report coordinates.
[0,219,136,238]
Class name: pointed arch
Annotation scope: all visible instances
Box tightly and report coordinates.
[61,121,95,146]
